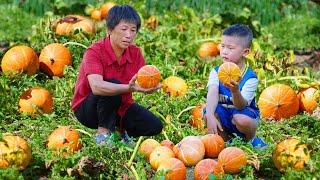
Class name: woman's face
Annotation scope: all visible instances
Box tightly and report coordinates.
[109,21,137,50]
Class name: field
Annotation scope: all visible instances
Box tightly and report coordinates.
[0,0,320,179]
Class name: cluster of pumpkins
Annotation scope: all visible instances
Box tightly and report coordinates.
[139,135,246,180]
[0,126,82,170]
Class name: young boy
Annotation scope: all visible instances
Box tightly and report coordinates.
[204,24,266,148]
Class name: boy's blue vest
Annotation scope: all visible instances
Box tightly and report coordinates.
[214,65,259,110]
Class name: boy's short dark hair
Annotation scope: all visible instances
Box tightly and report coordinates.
[223,24,253,48]
[107,5,141,31]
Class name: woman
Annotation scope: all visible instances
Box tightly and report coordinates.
[71,5,163,146]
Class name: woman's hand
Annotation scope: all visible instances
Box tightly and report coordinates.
[129,74,162,93]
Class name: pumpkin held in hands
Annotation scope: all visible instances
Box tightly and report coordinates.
[218,147,247,174]
[273,138,310,172]
[217,62,241,85]
[198,42,219,59]
[258,84,299,120]
[1,45,39,75]
[137,65,161,88]
[0,135,32,170]
[39,43,72,77]
[47,126,82,157]
[162,76,188,97]
[157,158,187,180]
[298,87,319,114]
[194,159,224,180]
[19,87,53,114]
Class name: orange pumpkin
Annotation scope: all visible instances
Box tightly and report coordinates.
[157,158,186,180]
[194,159,224,180]
[91,9,102,21]
[47,126,82,156]
[258,84,299,120]
[173,136,205,166]
[100,2,116,19]
[200,134,225,158]
[1,45,39,75]
[189,103,206,130]
[54,15,95,36]
[298,87,319,114]
[198,42,219,59]
[19,87,53,114]
[137,65,161,88]
[217,62,241,85]
[146,16,158,30]
[149,146,175,170]
[0,135,32,170]
[160,140,174,150]
[139,139,160,161]
[162,76,188,97]
[273,138,310,172]
[218,147,247,174]
[39,43,72,77]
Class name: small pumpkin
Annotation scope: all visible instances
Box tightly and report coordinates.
[139,139,160,161]
[149,146,175,170]
[162,76,188,97]
[198,42,219,59]
[1,45,39,75]
[160,140,174,150]
[18,87,53,114]
[298,87,319,114]
[0,135,32,170]
[137,65,161,89]
[200,134,225,158]
[173,136,205,166]
[100,2,116,19]
[47,126,82,157]
[145,15,158,30]
[273,138,310,172]
[157,158,186,180]
[218,147,247,174]
[53,15,95,36]
[217,62,241,85]
[189,103,206,130]
[39,43,72,77]
[258,84,299,120]
[194,159,224,180]
[91,9,102,21]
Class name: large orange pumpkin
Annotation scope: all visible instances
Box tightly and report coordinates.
[139,139,160,161]
[0,135,32,170]
[157,158,186,180]
[137,65,161,88]
[258,84,299,120]
[53,15,95,36]
[18,87,53,114]
[1,45,39,75]
[173,136,205,166]
[47,126,82,156]
[198,42,219,59]
[162,76,188,97]
[218,147,247,174]
[39,43,72,77]
[298,87,319,114]
[100,2,116,19]
[217,62,241,85]
[160,140,174,150]
[200,134,225,158]
[149,146,175,170]
[194,159,224,180]
[273,138,310,172]
[189,103,206,130]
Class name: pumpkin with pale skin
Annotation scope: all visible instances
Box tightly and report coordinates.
[19,87,53,114]
[139,139,160,161]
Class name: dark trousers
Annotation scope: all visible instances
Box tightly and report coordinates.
[74,80,163,137]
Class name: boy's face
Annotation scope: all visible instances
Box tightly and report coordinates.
[220,35,249,65]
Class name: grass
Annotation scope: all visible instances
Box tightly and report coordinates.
[0,1,319,179]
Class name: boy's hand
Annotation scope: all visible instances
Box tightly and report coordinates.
[225,80,240,93]
[204,114,223,134]
[129,74,162,93]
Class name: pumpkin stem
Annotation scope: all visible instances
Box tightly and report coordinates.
[50,58,55,65]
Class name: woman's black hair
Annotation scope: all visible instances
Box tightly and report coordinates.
[107,5,141,31]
